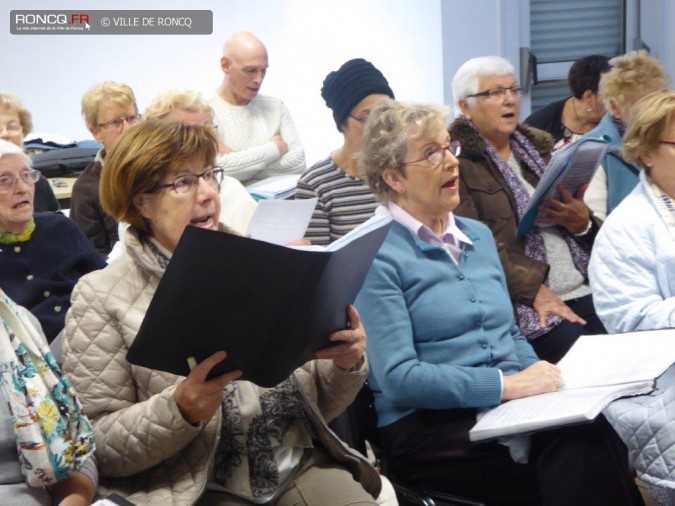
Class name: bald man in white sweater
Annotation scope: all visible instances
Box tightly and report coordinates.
[210,31,306,185]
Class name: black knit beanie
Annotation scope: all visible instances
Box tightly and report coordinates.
[321,58,394,131]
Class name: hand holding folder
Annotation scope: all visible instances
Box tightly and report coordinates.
[517,136,610,238]
[127,215,391,387]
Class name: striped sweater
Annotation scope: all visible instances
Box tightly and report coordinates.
[296,157,378,245]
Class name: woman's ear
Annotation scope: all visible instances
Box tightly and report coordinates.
[458,99,472,120]
[133,194,152,219]
[382,169,406,195]
[641,150,655,170]
[582,90,597,111]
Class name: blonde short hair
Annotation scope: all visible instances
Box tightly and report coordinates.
[359,99,450,202]
[0,92,33,135]
[143,89,214,123]
[81,81,137,130]
[623,90,675,172]
[599,51,670,109]
[100,121,218,234]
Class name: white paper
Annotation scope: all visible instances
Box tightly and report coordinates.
[246,174,301,199]
[469,328,675,441]
[557,329,675,389]
[246,198,316,245]
[471,382,653,440]
[519,137,609,231]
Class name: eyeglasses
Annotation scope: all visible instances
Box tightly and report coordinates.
[467,86,524,100]
[0,123,22,134]
[97,114,142,131]
[401,141,462,167]
[154,167,224,195]
[0,170,40,193]
[659,140,675,146]
[349,114,369,125]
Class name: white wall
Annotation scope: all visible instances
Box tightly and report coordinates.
[1,0,445,166]
[4,0,672,166]
[441,0,502,113]
[640,0,675,81]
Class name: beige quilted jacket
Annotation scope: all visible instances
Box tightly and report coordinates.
[63,227,380,505]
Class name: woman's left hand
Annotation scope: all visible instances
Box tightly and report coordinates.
[536,184,591,234]
[314,305,366,372]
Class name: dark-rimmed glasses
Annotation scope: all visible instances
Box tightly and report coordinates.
[467,86,524,100]
[154,167,224,195]
[98,114,142,131]
[0,170,40,193]
[659,140,675,146]
[401,141,462,167]
[349,114,369,125]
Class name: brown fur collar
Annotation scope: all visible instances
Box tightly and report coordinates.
[449,116,554,160]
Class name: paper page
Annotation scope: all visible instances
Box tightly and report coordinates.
[246,198,317,245]
[547,141,609,200]
[517,137,609,236]
[558,329,675,389]
[326,213,392,252]
[470,382,653,441]
[246,174,301,198]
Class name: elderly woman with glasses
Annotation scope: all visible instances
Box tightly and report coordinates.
[450,56,605,364]
[143,88,257,235]
[296,58,395,246]
[0,92,60,213]
[62,121,381,505]
[0,140,104,343]
[588,90,675,504]
[70,81,141,257]
[354,99,642,506]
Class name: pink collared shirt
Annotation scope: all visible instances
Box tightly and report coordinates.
[378,202,473,265]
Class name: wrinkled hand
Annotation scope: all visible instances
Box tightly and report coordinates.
[502,360,563,400]
[175,351,242,425]
[533,284,586,328]
[315,305,366,372]
[271,135,289,156]
[536,184,591,234]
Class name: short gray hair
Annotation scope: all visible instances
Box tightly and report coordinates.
[0,139,30,166]
[358,99,450,202]
[452,56,515,113]
[143,89,214,123]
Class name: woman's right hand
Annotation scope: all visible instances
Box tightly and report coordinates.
[502,360,563,400]
[533,284,586,328]
[174,351,242,425]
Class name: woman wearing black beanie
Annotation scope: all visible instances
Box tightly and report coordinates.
[296,58,394,245]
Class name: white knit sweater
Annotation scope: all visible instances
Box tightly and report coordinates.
[210,94,306,185]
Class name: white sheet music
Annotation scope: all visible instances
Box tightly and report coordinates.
[557,329,675,389]
[246,198,316,245]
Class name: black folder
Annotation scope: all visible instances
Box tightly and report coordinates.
[127,216,391,387]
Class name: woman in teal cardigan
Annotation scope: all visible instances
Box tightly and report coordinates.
[354,99,643,506]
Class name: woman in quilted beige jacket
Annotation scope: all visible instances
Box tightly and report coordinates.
[62,121,381,506]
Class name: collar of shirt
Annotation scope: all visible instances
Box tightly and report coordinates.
[377,202,472,263]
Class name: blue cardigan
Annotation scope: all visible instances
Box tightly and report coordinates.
[583,113,640,215]
[355,218,539,427]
